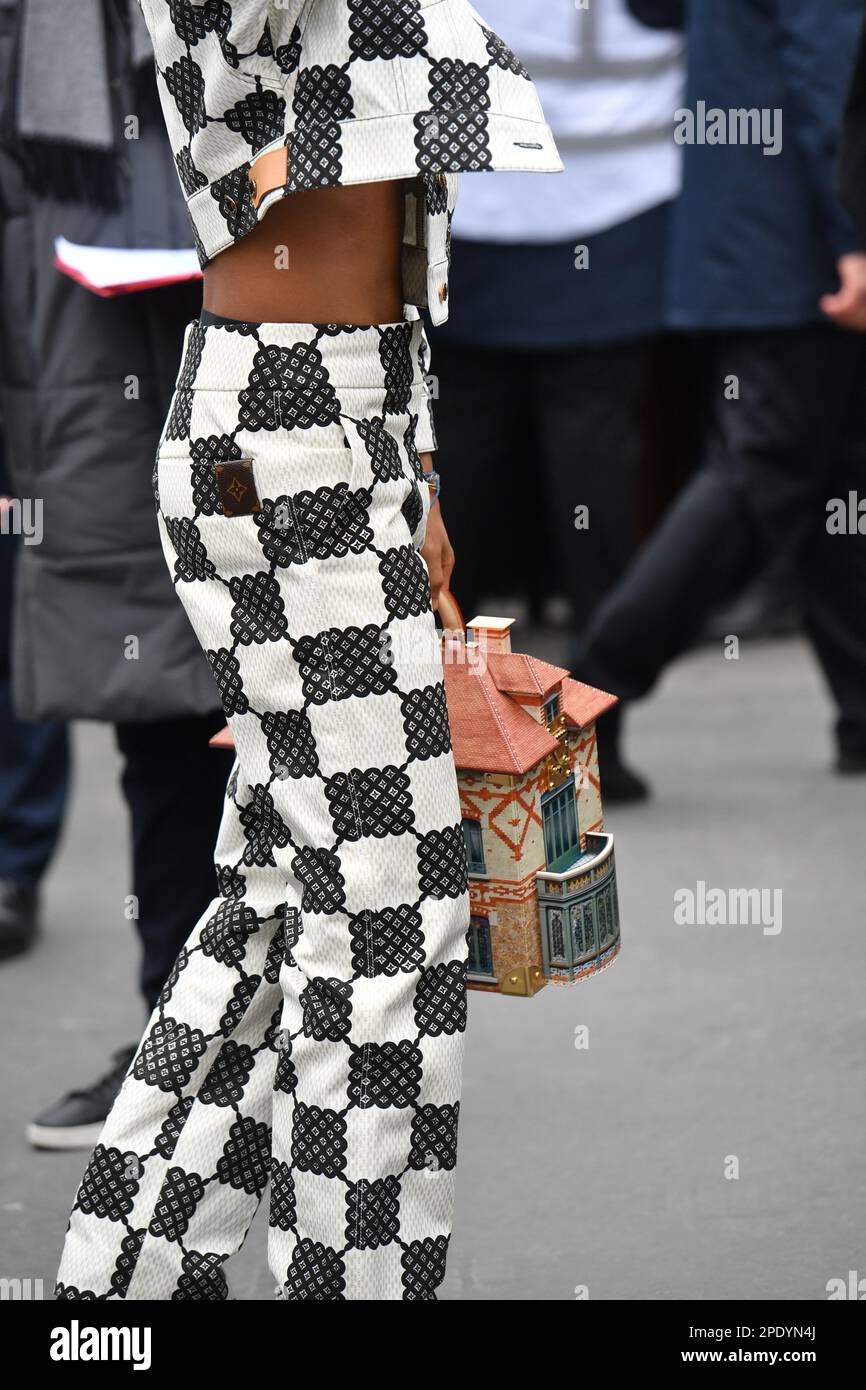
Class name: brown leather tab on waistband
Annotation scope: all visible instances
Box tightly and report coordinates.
[247,146,289,209]
[215,459,261,517]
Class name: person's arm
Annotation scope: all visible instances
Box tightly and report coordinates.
[415,321,437,456]
[418,454,454,609]
[773,0,864,260]
[773,0,866,329]
[413,322,455,606]
[838,12,866,244]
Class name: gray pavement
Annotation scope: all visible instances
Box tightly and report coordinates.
[2,633,864,1301]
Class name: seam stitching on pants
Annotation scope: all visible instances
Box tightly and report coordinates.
[344,768,366,843]
[320,630,342,704]
[274,391,310,566]
[356,1042,371,1250]
[363,907,374,980]
[283,496,309,567]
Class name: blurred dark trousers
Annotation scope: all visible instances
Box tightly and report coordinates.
[431,340,648,622]
[574,325,866,756]
[1,529,231,1002]
[115,715,233,1011]
[0,530,69,886]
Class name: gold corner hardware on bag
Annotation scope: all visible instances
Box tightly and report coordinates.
[499,965,548,997]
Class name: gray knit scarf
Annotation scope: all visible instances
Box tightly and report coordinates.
[16,0,153,148]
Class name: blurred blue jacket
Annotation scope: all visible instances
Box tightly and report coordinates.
[630,0,865,329]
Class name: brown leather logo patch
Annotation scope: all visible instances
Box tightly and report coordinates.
[214,459,261,517]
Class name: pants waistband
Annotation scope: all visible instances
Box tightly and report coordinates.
[182,314,426,393]
[198,309,414,333]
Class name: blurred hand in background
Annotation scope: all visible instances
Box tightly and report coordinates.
[820,252,866,331]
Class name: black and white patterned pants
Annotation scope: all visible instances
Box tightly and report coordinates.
[56,314,470,1301]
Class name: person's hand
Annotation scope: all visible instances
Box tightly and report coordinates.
[420,500,455,613]
[820,253,866,331]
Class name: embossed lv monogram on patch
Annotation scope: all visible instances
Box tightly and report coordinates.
[215,459,261,517]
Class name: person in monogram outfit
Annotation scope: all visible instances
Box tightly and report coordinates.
[56,0,561,1301]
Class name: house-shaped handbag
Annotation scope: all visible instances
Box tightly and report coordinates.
[211,589,622,998]
[438,595,621,996]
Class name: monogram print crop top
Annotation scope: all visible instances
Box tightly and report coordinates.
[136,1,563,326]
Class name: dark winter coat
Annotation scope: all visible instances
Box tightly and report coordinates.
[0,2,221,721]
[629,0,865,330]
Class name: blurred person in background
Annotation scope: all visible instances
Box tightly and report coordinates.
[0,429,69,959]
[0,2,68,955]
[0,0,232,1147]
[0,0,67,953]
[431,0,685,801]
[840,6,866,242]
[573,0,866,789]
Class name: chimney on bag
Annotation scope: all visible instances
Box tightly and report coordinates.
[465,615,515,655]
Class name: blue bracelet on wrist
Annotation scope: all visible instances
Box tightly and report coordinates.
[423,468,441,505]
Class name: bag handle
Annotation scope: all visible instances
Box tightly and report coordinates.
[436,586,465,635]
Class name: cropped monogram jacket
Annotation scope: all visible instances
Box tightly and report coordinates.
[136,1,561,453]
[137,0,562,327]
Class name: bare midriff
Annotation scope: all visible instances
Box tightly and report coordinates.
[202,180,407,325]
